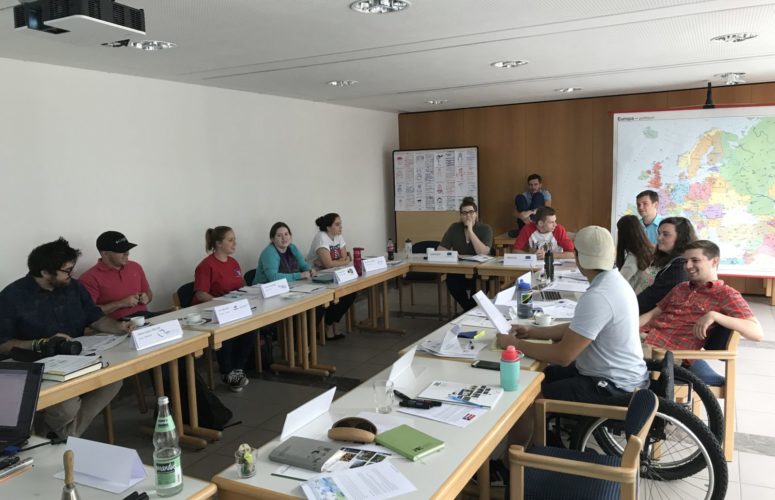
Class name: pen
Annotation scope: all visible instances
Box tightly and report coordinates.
[399,400,432,410]
[393,390,441,407]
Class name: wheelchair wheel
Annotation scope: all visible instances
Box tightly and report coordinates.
[572,399,728,500]
[646,360,724,443]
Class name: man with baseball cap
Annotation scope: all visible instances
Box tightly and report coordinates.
[79,231,154,319]
[498,226,649,444]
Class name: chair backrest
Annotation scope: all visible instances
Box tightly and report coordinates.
[174,281,195,308]
[412,240,440,253]
[621,390,659,468]
[244,269,256,287]
[704,325,737,351]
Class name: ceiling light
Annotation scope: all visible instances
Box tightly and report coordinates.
[101,39,131,48]
[425,99,448,105]
[715,72,746,85]
[490,60,528,69]
[710,33,757,43]
[327,80,358,87]
[556,87,583,93]
[350,0,410,14]
[130,40,176,51]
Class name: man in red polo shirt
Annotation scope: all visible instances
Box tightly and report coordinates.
[512,206,575,259]
[79,231,154,319]
[640,240,762,351]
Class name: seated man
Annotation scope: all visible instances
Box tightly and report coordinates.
[640,240,762,352]
[79,231,154,319]
[512,206,575,259]
[0,238,133,438]
[511,174,552,236]
[636,190,663,245]
[498,226,649,444]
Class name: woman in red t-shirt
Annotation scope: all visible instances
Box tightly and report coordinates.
[193,226,254,392]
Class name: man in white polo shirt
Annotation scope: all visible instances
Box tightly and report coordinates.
[498,225,649,443]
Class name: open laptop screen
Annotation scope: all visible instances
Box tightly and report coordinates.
[0,362,43,444]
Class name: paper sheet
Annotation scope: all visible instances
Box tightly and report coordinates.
[77,334,126,355]
[397,403,487,428]
[472,291,511,334]
[281,387,336,441]
[418,326,487,359]
[54,437,145,493]
[301,461,416,500]
[291,284,327,293]
[532,299,577,319]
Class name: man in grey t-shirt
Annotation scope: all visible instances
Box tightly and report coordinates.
[498,225,648,401]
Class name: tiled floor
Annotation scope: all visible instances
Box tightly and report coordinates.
[83,287,775,499]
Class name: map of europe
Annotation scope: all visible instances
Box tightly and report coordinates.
[613,108,775,277]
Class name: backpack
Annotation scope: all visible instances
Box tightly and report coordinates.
[158,359,234,431]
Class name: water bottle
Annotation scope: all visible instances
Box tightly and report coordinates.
[544,249,554,281]
[153,396,183,497]
[352,247,364,276]
[500,345,521,391]
[404,238,413,257]
[517,279,533,319]
[387,238,395,261]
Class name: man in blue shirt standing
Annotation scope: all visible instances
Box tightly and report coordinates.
[0,238,133,438]
[510,174,552,237]
[636,190,663,245]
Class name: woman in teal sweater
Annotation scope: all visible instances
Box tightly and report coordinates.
[253,222,316,284]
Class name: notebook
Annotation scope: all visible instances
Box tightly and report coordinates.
[0,362,43,448]
[38,355,103,382]
[268,436,339,472]
[375,424,444,461]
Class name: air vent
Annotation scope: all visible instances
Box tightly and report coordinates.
[88,0,101,19]
[112,3,124,25]
[50,0,67,18]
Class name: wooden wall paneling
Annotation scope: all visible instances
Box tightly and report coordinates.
[396,211,459,249]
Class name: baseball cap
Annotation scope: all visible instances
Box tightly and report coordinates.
[96,231,137,253]
[574,226,615,271]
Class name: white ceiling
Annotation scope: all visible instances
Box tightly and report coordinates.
[1,0,774,113]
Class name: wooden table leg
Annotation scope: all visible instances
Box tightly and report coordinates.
[183,354,222,442]
[382,280,390,329]
[308,309,318,364]
[286,317,295,368]
[153,365,164,397]
[477,459,491,499]
[167,360,207,449]
[300,312,309,370]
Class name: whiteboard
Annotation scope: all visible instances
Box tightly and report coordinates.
[612,107,775,278]
[393,147,478,211]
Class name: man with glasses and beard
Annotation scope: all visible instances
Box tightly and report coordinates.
[0,237,133,438]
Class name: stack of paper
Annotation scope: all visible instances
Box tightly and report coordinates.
[77,334,126,355]
[458,255,494,263]
[418,326,487,359]
[532,299,577,319]
[418,380,504,408]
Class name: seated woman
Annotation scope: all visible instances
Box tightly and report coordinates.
[615,214,655,294]
[254,222,316,284]
[307,212,356,341]
[438,197,493,311]
[193,226,255,392]
[637,216,697,313]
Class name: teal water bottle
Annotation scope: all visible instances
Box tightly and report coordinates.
[500,345,522,391]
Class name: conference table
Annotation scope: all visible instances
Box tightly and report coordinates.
[37,330,215,449]
[211,356,543,499]
[0,437,216,499]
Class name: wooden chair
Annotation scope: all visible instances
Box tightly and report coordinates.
[652,327,740,461]
[509,390,659,500]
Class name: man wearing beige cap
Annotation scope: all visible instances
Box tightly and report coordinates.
[498,226,648,434]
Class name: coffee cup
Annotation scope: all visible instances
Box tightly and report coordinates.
[184,312,202,324]
[534,313,553,326]
[129,316,146,327]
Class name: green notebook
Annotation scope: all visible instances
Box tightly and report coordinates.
[375,424,445,461]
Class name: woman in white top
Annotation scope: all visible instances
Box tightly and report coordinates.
[308,213,356,340]
[615,215,655,294]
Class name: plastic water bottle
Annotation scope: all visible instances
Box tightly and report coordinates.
[404,238,413,257]
[517,279,533,319]
[544,249,554,281]
[500,345,521,391]
[387,238,395,261]
[153,396,183,497]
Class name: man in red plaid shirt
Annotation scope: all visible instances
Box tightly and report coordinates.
[640,240,763,350]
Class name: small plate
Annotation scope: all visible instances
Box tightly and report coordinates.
[532,320,553,327]
[181,318,207,326]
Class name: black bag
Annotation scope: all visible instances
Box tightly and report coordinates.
[159,359,234,431]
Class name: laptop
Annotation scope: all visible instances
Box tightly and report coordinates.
[0,362,43,449]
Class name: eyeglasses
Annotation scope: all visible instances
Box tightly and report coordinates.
[57,267,75,277]
[460,210,476,215]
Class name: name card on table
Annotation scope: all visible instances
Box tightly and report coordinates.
[503,253,538,267]
[260,278,290,298]
[132,319,183,351]
[55,437,145,493]
[362,256,387,273]
[334,266,359,284]
[213,298,252,324]
[427,249,458,263]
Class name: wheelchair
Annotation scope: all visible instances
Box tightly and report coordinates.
[555,352,727,500]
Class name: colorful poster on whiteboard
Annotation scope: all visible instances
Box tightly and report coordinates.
[612,107,775,278]
[393,147,478,211]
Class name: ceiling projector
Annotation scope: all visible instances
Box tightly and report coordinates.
[14,0,145,43]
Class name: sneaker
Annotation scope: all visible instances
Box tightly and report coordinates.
[223,369,249,392]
